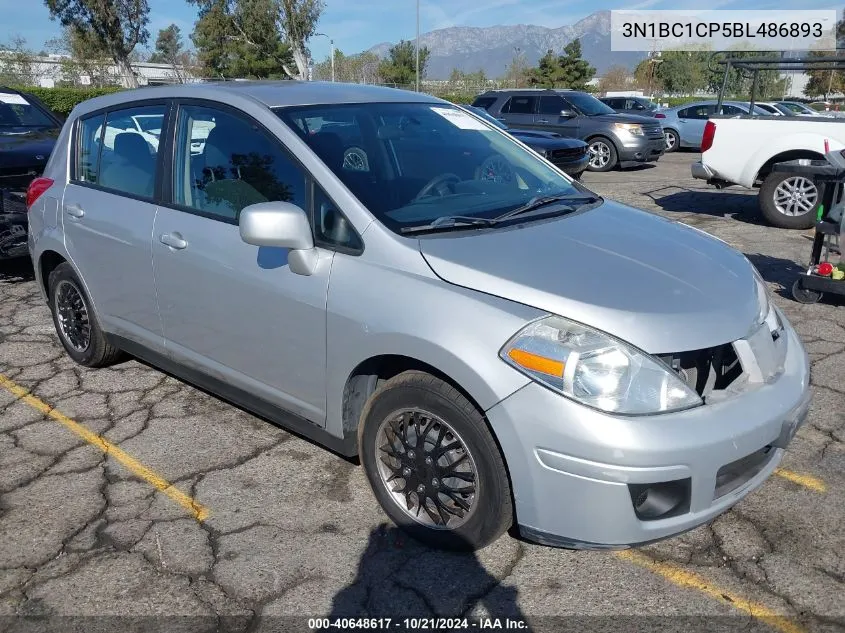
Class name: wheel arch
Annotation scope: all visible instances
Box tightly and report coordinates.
[754,149,825,184]
[37,250,68,298]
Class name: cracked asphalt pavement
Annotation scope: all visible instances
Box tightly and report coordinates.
[0,152,842,633]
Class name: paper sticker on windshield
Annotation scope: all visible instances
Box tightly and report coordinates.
[430,107,489,130]
[0,93,29,105]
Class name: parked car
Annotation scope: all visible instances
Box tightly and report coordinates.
[692,112,845,228]
[754,102,789,116]
[29,82,810,551]
[599,96,657,116]
[471,89,665,172]
[0,86,62,259]
[461,104,589,178]
[654,101,772,153]
[775,101,836,118]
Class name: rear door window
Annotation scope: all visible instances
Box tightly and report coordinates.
[96,105,166,199]
[504,96,537,115]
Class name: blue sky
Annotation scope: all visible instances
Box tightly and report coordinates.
[0,0,840,61]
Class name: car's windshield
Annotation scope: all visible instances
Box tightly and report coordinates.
[564,93,616,116]
[0,92,55,128]
[274,102,586,233]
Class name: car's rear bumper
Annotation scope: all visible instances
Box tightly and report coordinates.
[691,161,715,180]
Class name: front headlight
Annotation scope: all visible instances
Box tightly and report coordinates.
[500,316,703,415]
[614,123,644,136]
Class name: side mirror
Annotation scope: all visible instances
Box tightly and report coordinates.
[239,201,318,276]
[559,109,576,118]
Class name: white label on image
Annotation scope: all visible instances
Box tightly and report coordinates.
[0,93,29,105]
[430,107,489,130]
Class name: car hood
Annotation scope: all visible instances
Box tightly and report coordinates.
[0,128,58,169]
[418,201,758,354]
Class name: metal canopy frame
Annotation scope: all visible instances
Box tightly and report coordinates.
[709,52,845,111]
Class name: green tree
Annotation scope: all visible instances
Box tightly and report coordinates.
[526,49,563,87]
[148,24,190,82]
[558,39,595,90]
[189,0,293,79]
[44,0,149,88]
[707,49,788,100]
[378,40,430,86]
[526,40,595,89]
[653,50,708,95]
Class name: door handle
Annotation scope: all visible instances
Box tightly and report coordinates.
[65,204,84,218]
[537,119,549,123]
[159,233,188,250]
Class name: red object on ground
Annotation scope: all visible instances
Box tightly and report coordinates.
[818,262,834,276]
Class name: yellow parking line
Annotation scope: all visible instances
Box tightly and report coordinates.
[0,374,209,522]
[616,550,805,633]
[774,468,826,493]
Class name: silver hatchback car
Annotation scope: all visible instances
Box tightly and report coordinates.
[27,82,811,551]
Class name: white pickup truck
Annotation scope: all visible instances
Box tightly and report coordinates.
[691,115,845,229]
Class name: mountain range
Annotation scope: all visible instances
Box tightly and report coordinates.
[367,11,647,80]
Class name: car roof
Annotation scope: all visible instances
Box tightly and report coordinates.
[67,81,444,118]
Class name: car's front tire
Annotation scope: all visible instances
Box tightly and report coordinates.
[358,370,513,551]
[48,263,124,367]
[586,137,618,172]
[759,171,819,229]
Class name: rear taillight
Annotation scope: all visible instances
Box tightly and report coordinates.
[26,177,54,209]
[654,112,666,119]
[701,121,716,153]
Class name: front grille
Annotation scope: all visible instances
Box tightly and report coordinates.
[641,122,664,139]
[549,146,587,160]
[656,342,742,399]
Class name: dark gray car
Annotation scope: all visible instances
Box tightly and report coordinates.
[472,89,665,172]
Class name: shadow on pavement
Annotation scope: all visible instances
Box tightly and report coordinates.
[323,523,531,633]
[744,252,845,306]
[645,187,762,224]
[0,256,34,283]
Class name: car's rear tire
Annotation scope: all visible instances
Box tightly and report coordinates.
[759,171,819,229]
[48,263,124,367]
[586,137,618,172]
[358,370,513,551]
[664,129,680,153]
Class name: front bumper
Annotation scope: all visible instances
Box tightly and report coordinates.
[485,319,811,549]
[617,137,665,166]
[691,161,715,181]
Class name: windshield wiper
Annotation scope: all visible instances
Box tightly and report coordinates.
[400,215,497,235]
[493,194,599,223]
